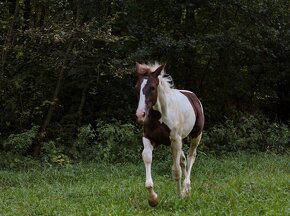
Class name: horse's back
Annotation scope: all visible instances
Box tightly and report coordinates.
[162,89,194,138]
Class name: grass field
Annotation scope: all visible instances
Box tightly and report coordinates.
[0,153,289,216]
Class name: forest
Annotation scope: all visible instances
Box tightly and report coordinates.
[0,0,289,166]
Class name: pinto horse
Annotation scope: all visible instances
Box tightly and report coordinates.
[135,62,204,207]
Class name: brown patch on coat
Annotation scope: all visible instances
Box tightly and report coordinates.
[143,109,171,147]
[180,91,204,138]
[135,75,147,98]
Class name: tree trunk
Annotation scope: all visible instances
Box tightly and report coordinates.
[1,0,18,74]
[23,0,31,30]
[39,4,46,28]
[8,0,16,15]
[77,82,92,126]
[198,55,212,93]
[184,3,197,33]
[31,1,80,156]
[183,3,197,88]
[32,40,74,156]
[276,82,290,122]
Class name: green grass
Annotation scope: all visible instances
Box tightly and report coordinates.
[0,153,289,216]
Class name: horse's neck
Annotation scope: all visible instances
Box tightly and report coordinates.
[154,87,175,122]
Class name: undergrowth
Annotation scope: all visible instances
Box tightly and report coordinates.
[0,113,289,168]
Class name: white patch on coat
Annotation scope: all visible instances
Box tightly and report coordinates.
[136,79,148,118]
[153,76,196,138]
[138,62,203,200]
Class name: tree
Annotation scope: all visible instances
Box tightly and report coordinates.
[0,0,289,157]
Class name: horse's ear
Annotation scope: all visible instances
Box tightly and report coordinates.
[136,62,150,75]
[152,64,165,78]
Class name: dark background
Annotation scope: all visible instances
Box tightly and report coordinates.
[0,0,289,161]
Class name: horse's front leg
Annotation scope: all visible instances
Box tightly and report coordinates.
[142,137,159,207]
[170,134,183,197]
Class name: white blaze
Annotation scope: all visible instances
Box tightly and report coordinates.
[136,79,147,117]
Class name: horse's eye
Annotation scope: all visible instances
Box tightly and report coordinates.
[150,86,155,91]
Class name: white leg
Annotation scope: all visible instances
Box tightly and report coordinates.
[182,133,202,198]
[170,135,183,197]
[142,137,158,207]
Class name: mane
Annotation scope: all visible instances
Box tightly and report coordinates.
[146,62,176,116]
[147,62,175,94]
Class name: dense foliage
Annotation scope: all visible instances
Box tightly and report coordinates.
[1,0,289,162]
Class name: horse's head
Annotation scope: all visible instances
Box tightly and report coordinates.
[135,63,165,124]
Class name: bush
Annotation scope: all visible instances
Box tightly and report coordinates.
[1,114,288,168]
[1,126,39,154]
[94,120,142,162]
[202,113,290,153]
[69,121,142,163]
[40,125,97,165]
[69,124,97,161]
[0,126,40,168]
[42,141,71,166]
[0,152,39,169]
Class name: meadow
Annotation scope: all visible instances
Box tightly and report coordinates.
[0,153,289,216]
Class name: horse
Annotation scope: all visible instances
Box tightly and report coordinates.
[135,62,204,207]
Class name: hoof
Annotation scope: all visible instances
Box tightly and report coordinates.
[181,182,191,198]
[181,188,191,198]
[181,191,189,198]
[148,196,159,207]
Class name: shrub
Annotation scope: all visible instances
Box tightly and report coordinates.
[94,120,142,162]
[201,113,289,153]
[2,126,39,154]
[0,152,39,168]
[42,141,71,166]
[69,124,98,161]
[0,126,40,168]
[69,122,141,163]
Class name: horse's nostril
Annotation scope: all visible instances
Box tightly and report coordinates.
[136,111,145,118]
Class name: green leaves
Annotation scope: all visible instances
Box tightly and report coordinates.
[202,113,289,153]
[2,126,39,154]
[0,0,289,159]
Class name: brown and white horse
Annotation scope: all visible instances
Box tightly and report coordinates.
[135,62,204,207]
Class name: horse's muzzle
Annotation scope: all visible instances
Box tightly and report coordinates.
[137,117,145,125]
[136,112,145,125]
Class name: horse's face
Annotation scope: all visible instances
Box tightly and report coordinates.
[136,76,159,124]
[135,63,165,124]
[143,75,159,114]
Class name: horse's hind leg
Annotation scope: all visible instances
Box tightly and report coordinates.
[142,137,159,207]
[181,133,202,198]
[180,150,187,178]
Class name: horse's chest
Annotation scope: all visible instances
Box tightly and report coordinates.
[144,110,171,147]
